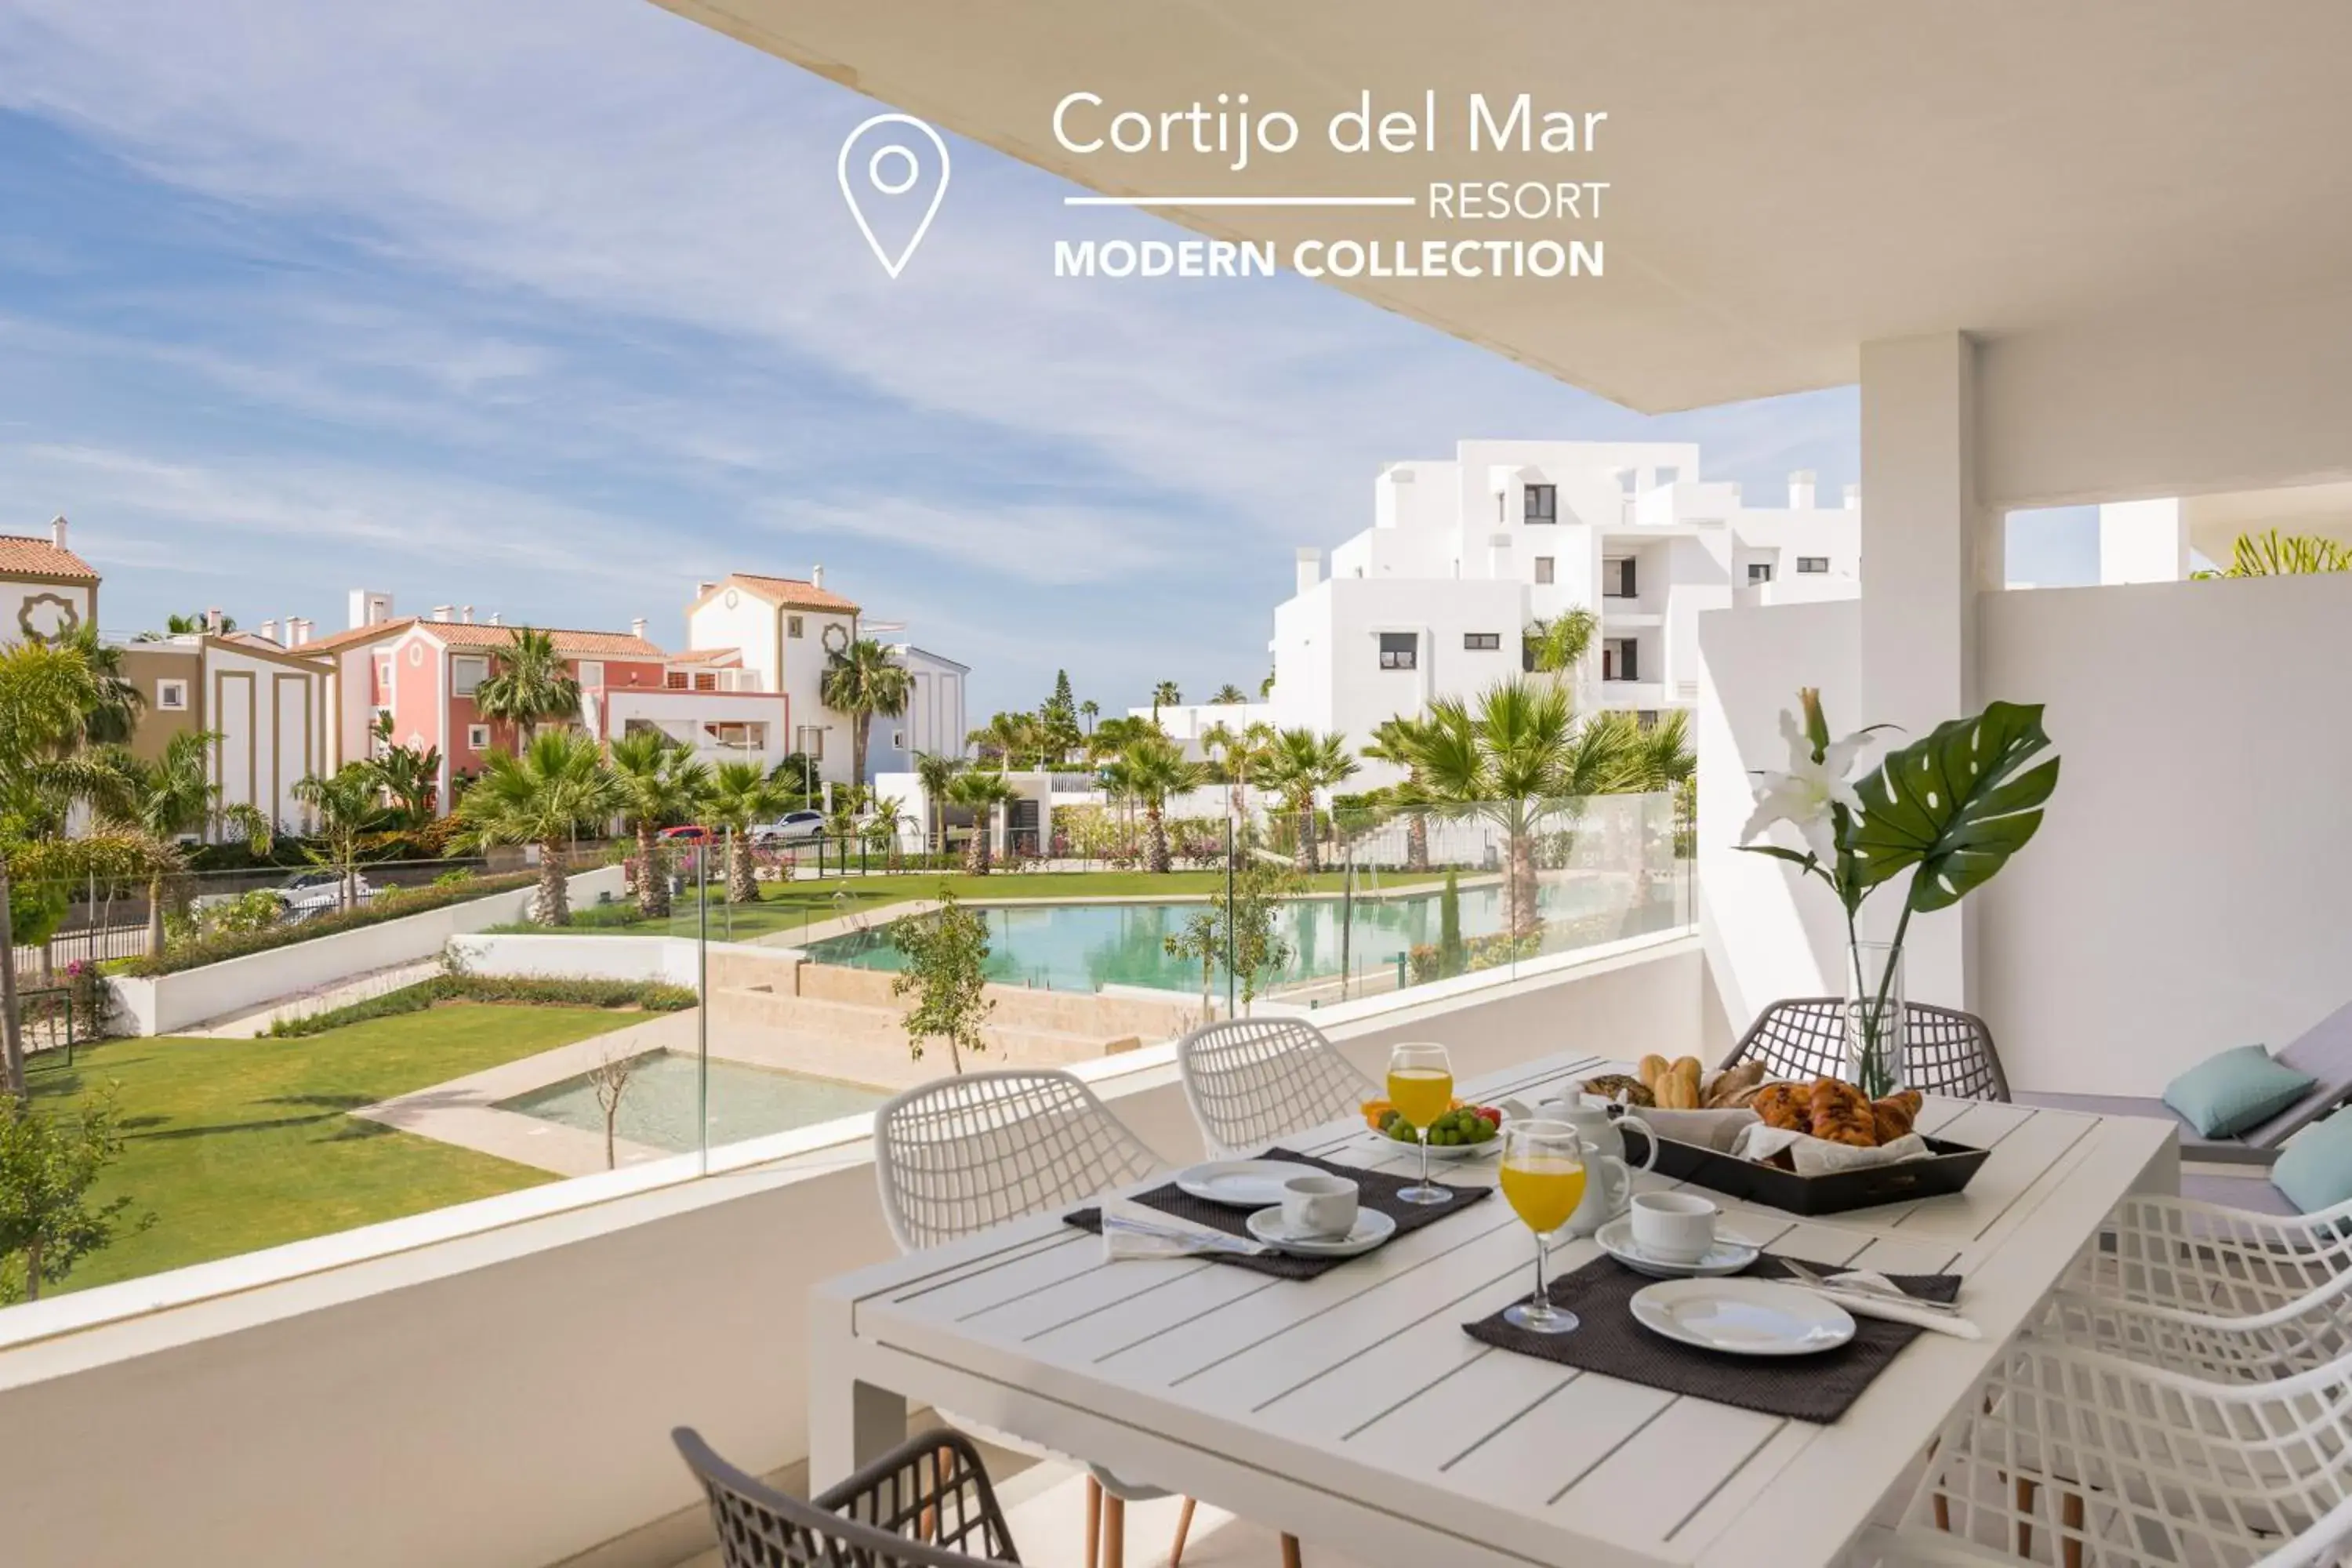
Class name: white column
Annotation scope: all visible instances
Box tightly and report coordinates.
[2097,498,2187,583]
[1858,332,1991,1009]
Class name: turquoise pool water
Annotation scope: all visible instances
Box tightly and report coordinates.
[498,1054,885,1153]
[803,879,1679,995]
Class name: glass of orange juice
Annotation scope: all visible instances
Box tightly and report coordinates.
[1386,1041,1456,1205]
[1499,1120,1588,1334]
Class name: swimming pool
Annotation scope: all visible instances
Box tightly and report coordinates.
[497,1054,886,1153]
[801,877,1677,996]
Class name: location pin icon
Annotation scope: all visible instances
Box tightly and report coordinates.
[838,113,951,280]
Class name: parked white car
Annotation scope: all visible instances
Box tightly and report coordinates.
[274,869,372,919]
[748,811,829,847]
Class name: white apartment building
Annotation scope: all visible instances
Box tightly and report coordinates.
[860,644,971,779]
[1265,440,1860,782]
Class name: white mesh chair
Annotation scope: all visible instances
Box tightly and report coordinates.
[1881,1338,2352,1568]
[2033,1272,2352,1385]
[873,1070,1300,1568]
[2063,1192,2352,1319]
[1176,1017,1381,1159]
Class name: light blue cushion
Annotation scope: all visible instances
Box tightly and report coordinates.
[2271,1112,2352,1214]
[2162,1045,2314,1138]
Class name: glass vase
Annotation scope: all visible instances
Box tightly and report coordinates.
[1844,940,1906,1098]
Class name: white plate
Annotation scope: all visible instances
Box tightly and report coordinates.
[1174,1160,1326,1209]
[1244,1206,1399,1258]
[1595,1218,1761,1279]
[1365,1130,1498,1160]
[1629,1279,1856,1356]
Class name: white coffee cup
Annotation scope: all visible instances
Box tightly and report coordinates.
[1629,1190,1718,1265]
[1281,1174,1359,1240]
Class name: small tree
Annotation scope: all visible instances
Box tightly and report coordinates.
[0,1085,143,1302]
[294,763,387,912]
[1225,859,1299,1013]
[1438,869,1465,979]
[888,892,995,1073]
[1163,908,1221,1022]
[586,1050,638,1171]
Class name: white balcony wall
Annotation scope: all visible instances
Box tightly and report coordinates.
[0,940,1703,1568]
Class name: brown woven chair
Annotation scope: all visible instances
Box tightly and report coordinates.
[674,1425,1022,1568]
[1720,998,2011,1102]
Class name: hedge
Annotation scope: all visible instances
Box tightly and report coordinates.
[266,973,697,1037]
[122,869,548,977]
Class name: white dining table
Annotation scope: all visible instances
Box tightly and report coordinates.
[809,1050,2180,1568]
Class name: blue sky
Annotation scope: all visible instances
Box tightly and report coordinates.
[0,1,2091,717]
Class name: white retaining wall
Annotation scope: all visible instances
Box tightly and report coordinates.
[107,866,629,1036]
[446,932,781,988]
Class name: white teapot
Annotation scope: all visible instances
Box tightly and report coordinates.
[1537,1096,1658,1238]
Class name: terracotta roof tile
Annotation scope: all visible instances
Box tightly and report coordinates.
[0,535,99,582]
[298,619,674,660]
[724,573,861,612]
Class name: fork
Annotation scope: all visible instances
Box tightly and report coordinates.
[1780,1256,1962,1314]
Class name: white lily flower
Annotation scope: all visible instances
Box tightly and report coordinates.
[1741,710,1872,866]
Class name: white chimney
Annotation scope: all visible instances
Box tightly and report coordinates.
[460,605,474,625]
[1788,470,1817,510]
[630,616,648,641]
[1294,547,1322,597]
[348,589,393,630]
[49,514,67,550]
[489,612,503,626]
[695,580,717,597]
[431,604,453,622]
[287,619,306,647]
[260,619,279,644]
[811,564,826,590]
[1843,483,1862,510]
[204,608,223,635]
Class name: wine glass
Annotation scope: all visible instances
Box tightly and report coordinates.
[1385,1041,1456,1205]
[1498,1120,1588,1335]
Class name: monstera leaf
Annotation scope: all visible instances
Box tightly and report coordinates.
[1848,702,2058,913]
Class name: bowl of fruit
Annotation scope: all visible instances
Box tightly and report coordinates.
[1359,1099,1504,1158]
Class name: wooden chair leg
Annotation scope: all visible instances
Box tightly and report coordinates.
[1102,1493,1126,1568]
[2062,1490,2085,1568]
[1083,1478,1102,1568]
[2016,1476,2039,1559]
[1167,1496,1198,1567]
[1280,1532,1303,1568]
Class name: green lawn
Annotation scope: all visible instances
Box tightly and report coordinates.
[512,869,1450,942]
[27,1004,644,1294]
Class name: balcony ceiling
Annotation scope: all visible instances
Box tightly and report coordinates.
[655,1,2352,412]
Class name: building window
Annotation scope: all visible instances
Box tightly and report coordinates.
[1377,632,1417,670]
[1602,637,1641,683]
[374,657,394,700]
[578,660,604,688]
[891,730,906,750]
[1602,556,1637,598]
[1656,465,1680,488]
[1534,556,1555,585]
[1463,632,1501,651]
[1796,556,1830,575]
[703,721,768,752]
[155,679,188,711]
[1748,562,1775,584]
[693,672,717,691]
[466,724,491,750]
[1523,484,1557,523]
[794,725,825,760]
[451,655,488,696]
[665,670,689,689]
[1637,710,1661,732]
[787,615,805,638]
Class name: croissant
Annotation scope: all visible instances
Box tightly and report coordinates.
[1871,1090,1924,1145]
[1808,1078,1878,1147]
[1751,1082,1811,1132]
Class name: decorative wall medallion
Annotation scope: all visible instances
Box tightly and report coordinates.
[16,592,82,644]
[724,589,740,609]
[821,621,851,653]
[408,643,425,667]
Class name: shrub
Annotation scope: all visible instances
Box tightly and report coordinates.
[123,869,548,977]
[267,972,695,1037]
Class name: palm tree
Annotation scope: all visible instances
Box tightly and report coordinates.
[862,793,909,867]
[1078,699,1100,735]
[1523,607,1600,684]
[1363,715,1436,871]
[0,640,119,837]
[365,715,443,829]
[294,764,391,913]
[1105,734,1207,873]
[947,769,1018,875]
[472,627,582,747]
[1210,683,1249,705]
[1620,710,1695,793]
[1388,680,1640,937]
[2194,529,2352,577]
[104,731,274,953]
[62,627,143,747]
[820,638,912,791]
[1252,728,1357,871]
[609,731,712,918]
[456,731,622,925]
[1151,681,1181,719]
[701,760,787,903]
[911,751,964,858]
[968,711,1039,771]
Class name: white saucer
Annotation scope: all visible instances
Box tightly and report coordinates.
[1244,1206,1399,1258]
[1629,1279,1855,1357]
[1595,1218,1761,1279]
[1174,1160,1325,1209]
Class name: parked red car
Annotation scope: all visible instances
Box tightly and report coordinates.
[655,825,712,844]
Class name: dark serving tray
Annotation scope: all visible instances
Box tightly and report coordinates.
[1621,1128,1991,1217]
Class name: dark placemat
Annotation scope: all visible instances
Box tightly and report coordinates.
[1065,1145,1493,1279]
[1463,1254,1963,1423]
